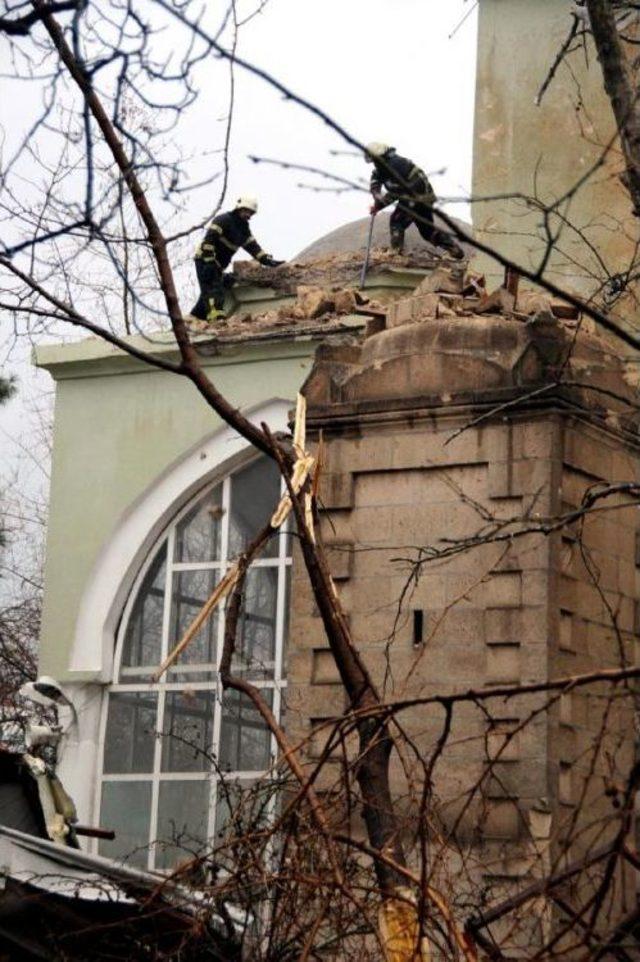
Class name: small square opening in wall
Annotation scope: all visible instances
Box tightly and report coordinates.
[487,718,521,762]
[559,610,575,653]
[412,610,424,648]
[559,763,573,805]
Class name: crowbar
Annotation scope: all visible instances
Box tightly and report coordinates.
[359,211,376,289]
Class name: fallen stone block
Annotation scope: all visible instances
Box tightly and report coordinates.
[474,286,516,315]
[551,300,580,319]
[462,271,486,297]
[332,289,358,314]
[413,267,465,296]
[517,290,553,316]
[437,300,457,318]
[295,285,335,319]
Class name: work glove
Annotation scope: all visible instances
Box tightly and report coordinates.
[262,256,285,267]
[370,194,384,214]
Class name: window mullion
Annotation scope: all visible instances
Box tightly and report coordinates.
[92,690,112,856]
[216,475,231,673]
[149,688,165,871]
[207,475,231,843]
[161,528,176,667]
[147,528,174,870]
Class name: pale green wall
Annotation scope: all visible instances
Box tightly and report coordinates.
[473,0,635,302]
[34,266,425,681]
[36,336,319,679]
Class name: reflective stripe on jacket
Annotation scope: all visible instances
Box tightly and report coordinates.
[195,210,269,268]
[370,151,436,206]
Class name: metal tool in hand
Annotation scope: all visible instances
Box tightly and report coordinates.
[359,210,376,289]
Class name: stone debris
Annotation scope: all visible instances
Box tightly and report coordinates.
[187,252,581,340]
[232,247,446,293]
[385,269,581,330]
[187,282,382,337]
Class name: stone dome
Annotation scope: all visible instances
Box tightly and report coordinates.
[295,211,472,261]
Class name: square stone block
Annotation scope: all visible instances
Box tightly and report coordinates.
[483,800,521,839]
[484,607,520,644]
[308,718,337,759]
[325,541,354,581]
[486,644,521,684]
[559,763,573,805]
[318,472,354,510]
[559,692,574,727]
[476,571,522,608]
[487,718,521,762]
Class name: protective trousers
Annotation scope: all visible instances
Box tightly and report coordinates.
[390,201,458,253]
[191,259,228,321]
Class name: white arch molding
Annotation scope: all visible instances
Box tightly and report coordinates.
[70,398,292,679]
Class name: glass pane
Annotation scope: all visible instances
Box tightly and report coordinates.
[214,778,254,840]
[233,568,278,679]
[219,690,272,773]
[161,691,215,773]
[175,485,223,563]
[155,780,210,870]
[119,544,166,678]
[169,569,219,673]
[103,692,157,774]
[229,458,281,559]
[99,781,151,867]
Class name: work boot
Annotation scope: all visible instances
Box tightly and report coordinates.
[442,241,465,261]
[390,229,405,252]
[206,308,227,323]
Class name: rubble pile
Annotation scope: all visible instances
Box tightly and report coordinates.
[188,253,581,339]
[233,247,443,293]
[210,284,383,335]
[385,268,580,328]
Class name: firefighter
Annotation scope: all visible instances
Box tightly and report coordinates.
[364,143,465,260]
[189,197,284,323]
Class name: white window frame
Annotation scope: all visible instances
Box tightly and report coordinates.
[93,460,291,871]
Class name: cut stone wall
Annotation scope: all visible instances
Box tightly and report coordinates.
[287,306,640,919]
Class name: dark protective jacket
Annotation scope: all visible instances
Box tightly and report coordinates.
[370,150,436,208]
[195,210,270,269]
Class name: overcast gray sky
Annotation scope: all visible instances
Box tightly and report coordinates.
[0,0,478,498]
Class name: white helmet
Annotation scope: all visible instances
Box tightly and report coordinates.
[364,142,391,161]
[235,196,258,213]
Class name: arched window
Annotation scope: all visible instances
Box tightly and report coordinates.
[97,455,290,870]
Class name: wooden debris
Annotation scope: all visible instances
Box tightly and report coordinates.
[504,265,520,304]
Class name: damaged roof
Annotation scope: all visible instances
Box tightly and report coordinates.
[0,824,243,960]
[186,249,581,345]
